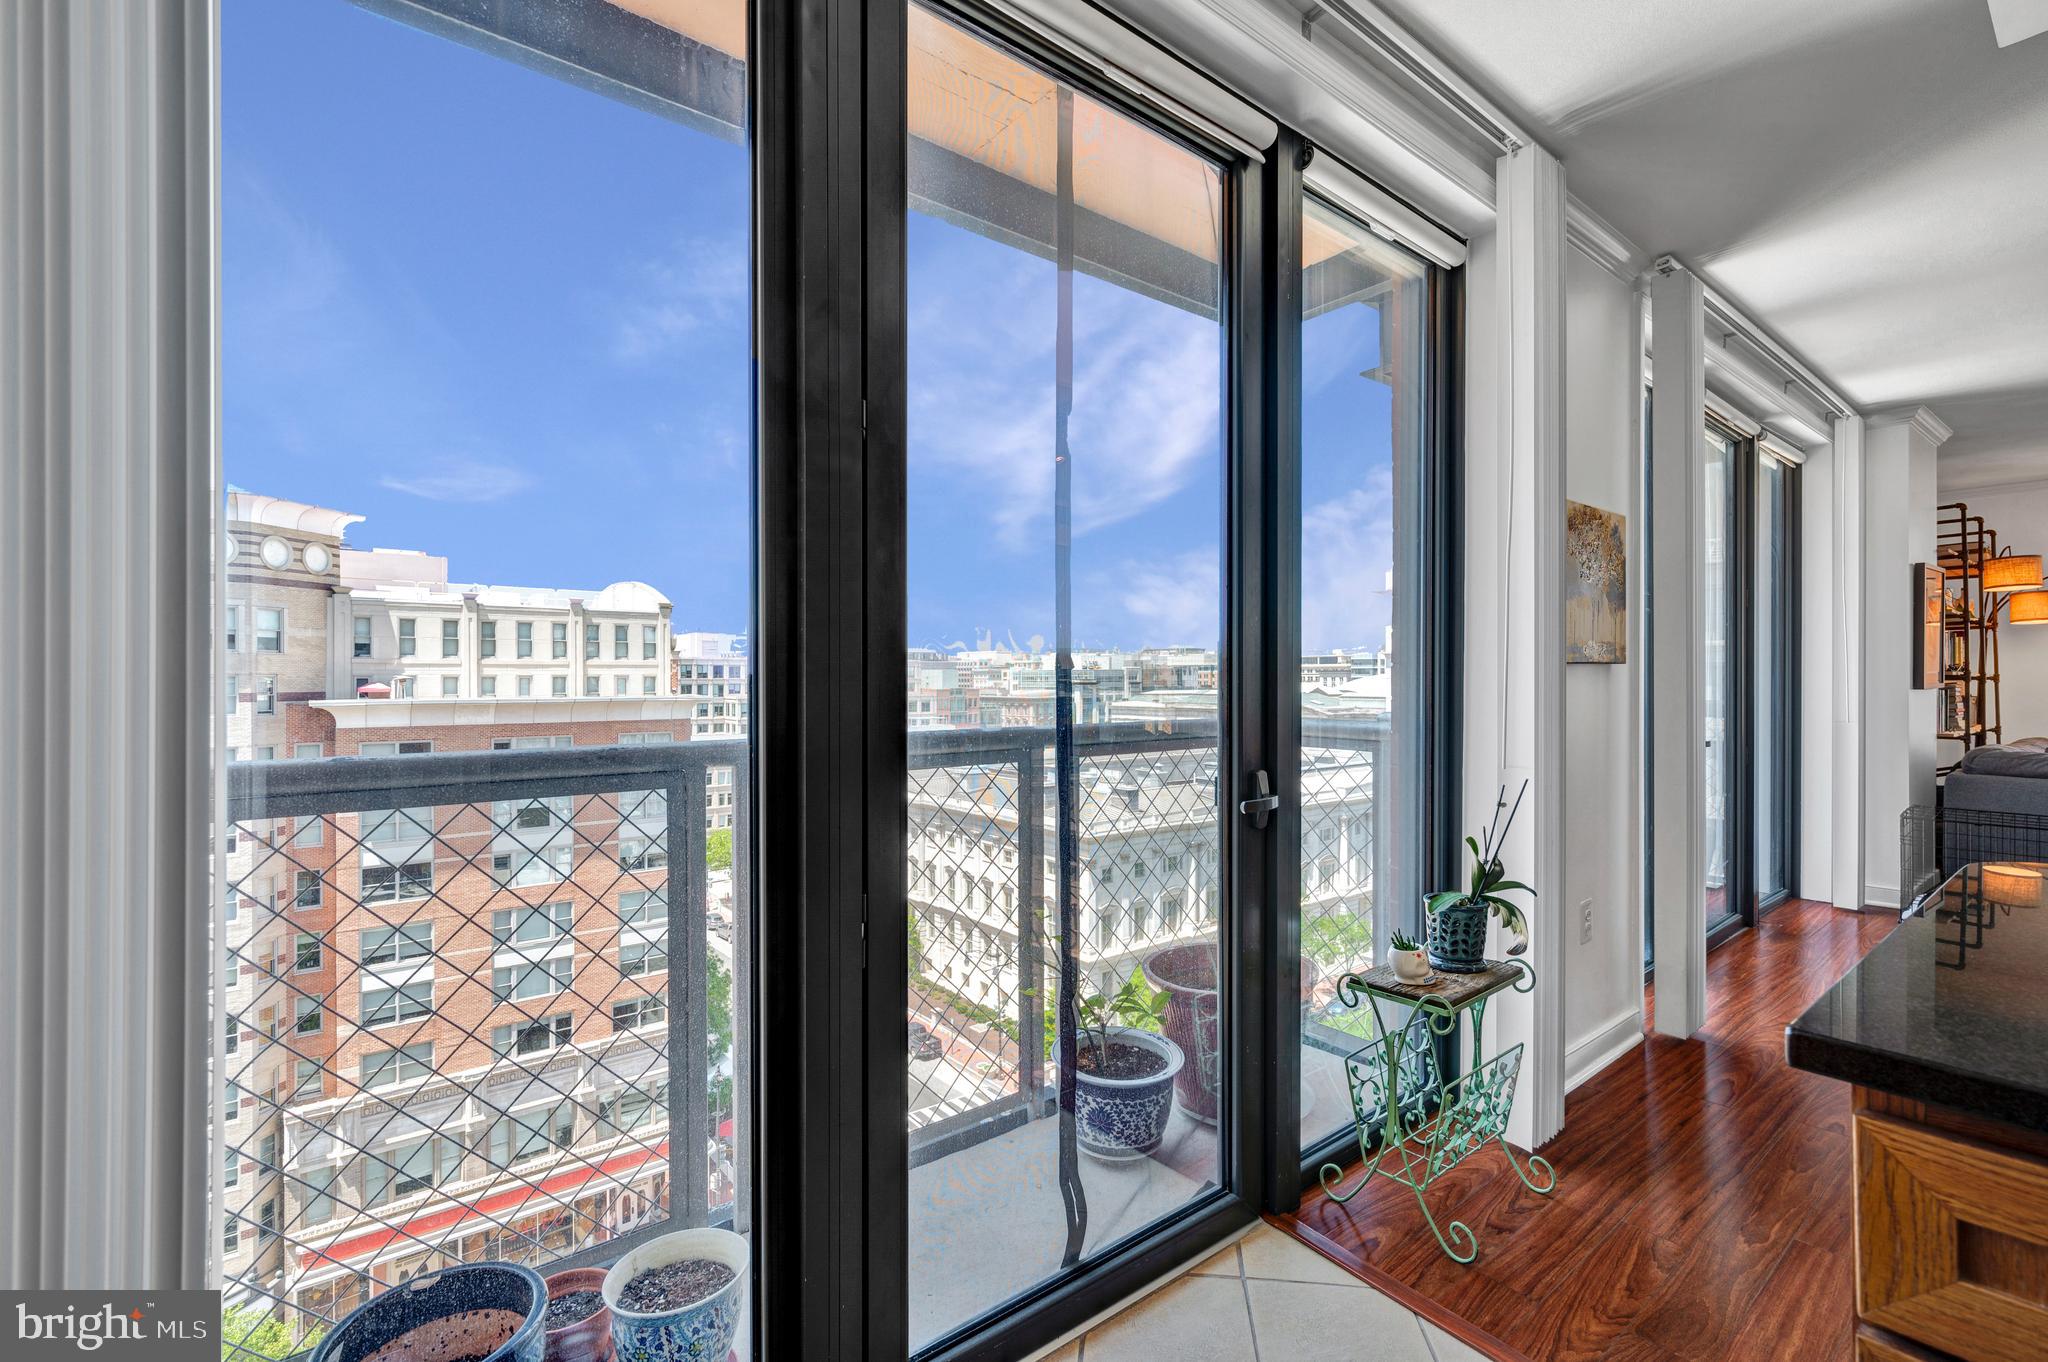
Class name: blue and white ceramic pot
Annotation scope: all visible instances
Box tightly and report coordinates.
[1427,898,1489,973]
[603,1227,748,1362]
[309,1262,547,1362]
[1074,1025,1185,1162]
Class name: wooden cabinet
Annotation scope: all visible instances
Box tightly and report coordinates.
[1852,1096,2048,1362]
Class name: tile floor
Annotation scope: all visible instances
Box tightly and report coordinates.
[1033,1222,1495,1362]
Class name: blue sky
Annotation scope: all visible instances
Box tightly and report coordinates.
[225,0,1396,653]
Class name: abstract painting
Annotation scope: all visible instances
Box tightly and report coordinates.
[1565,500,1626,663]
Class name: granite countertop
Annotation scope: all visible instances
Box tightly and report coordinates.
[1786,863,2048,1132]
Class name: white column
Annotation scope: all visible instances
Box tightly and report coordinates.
[1465,144,1566,1146]
[1647,260,1708,1038]
[1829,414,1867,908]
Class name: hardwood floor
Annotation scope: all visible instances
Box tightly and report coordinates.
[1281,898,1895,1362]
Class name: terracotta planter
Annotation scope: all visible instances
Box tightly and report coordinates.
[310,1262,546,1362]
[542,1267,613,1362]
[1144,944,1316,1124]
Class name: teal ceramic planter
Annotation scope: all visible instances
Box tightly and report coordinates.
[1427,898,1489,973]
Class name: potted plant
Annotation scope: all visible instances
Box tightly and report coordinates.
[1141,944,1316,1125]
[1068,972,1185,1162]
[603,1226,748,1362]
[542,1266,613,1362]
[1426,781,1534,974]
[1388,928,1431,982]
[310,1262,548,1362]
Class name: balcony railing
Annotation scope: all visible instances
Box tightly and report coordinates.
[219,717,1381,1354]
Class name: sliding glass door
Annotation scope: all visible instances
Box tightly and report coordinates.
[1704,424,1740,936]
[903,5,1228,1348]
[1754,450,1796,910]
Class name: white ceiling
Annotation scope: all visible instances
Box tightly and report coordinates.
[1357,0,2048,488]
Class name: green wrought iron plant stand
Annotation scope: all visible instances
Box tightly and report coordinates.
[1316,959,1557,1264]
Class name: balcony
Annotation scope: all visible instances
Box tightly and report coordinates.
[220,718,1383,1353]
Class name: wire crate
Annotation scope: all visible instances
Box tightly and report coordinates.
[1900,804,2048,914]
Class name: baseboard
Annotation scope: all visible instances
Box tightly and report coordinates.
[1863,882,1900,910]
[1565,1007,1645,1092]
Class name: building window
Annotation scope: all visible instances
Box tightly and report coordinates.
[481,675,497,696]
[353,616,372,657]
[293,931,321,968]
[294,742,323,761]
[361,1041,433,1089]
[493,955,572,1002]
[222,1214,238,1255]
[642,625,657,659]
[620,936,669,977]
[586,676,600,696]
[517,675,533,697]
[361,923,433,965]
[599,1080,668,1137]
[490,1102,575,1167]
[254,745,276,761]
[585,622,600,659]
[359,740,433,756]
[302,1168,337,1226]
[360,859,433,904]
[611,995,666,1032]
[552,675,567,697]
[256,608,283,653]
[440,675,460,697]
[643,675,657,695]
[491,842,572,887]
[552,621,568,658]
[614,624,629,659]
[224,1148,239,1189]
[492,900,572,946]
[259,1199,278,1242]
[294,996,323,1035]
[226,677,239,716]
[397,618,416,657]
[365,1136,456,1206]
[360,982,433,1027]
[224,1080,240,1122]
[493,1013,572,1057]
[254,676,276,715]
[615,675,629,696]
[442,618,460,657]
[481,620,497,658]
[517,620,533,657]
[225,605,240,652]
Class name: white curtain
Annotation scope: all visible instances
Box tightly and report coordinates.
[0,0,214,1288]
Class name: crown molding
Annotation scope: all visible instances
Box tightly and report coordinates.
[1866,404,1955,447]
[1564,195,1641,284]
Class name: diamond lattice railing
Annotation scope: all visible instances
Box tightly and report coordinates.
[218,743,745,1358]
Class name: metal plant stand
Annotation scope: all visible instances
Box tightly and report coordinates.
[1317,959,1557,1264]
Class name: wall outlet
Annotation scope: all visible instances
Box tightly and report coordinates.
[1579,897,1594,945]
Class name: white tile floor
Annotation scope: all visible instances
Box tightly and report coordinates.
[1033,1224,1494,1362]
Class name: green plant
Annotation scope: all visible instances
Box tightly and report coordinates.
[705,826,733,873]
[1070,970,1168,1065]
[1388,928,1421,953]
[222,1304,322,1362]
[1426,780,1534,953]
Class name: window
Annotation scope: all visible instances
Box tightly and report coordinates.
[611,995,665,1032]
[360,1041,433,1089]
[225,677,239,716]
[253,676,276,715]
[254,745,276,761]
[481,675,497,696]
[359,740,433,757]
[442,618,460,657]
[621,936,669,977]
[481,620,497,658]
[441,675,460,697]
[620,888,664,925]
[493,955,572,1002]
[366,1136,457,1206]
[552,676,568,697]
[293,931,321,968]
[552,621,568,658]
[493,1013,572,1057]
[224,1080,240,1122]
[360,923,433,966]
[259,1199,278,1242]
[294,995,323,1036]
[353,616,371,657]
[642,675,657,695]
[223,1214,239,1255]
[360,859,433,903]
[492,900,572,946]
[225,606,240,652]
[491,1102,575,1166]
[492,842,572,887]
[600,1080,668,1136]
[293,742,323,761]
[614,624,628,659]
[585,676,600,696]
[302,1168,338,1225]
[224,1148,240,1189]
[615,675,629,695]
[360,982,433,1027]
[256,608,283,653]
[585,622,600,659]
[518,675,533,697]
[397,618,416,657]
[642,624,657,659]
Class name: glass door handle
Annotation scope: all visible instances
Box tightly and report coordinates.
[1239,769,1279,829]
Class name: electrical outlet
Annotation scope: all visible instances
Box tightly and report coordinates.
[1579,897,1594,945]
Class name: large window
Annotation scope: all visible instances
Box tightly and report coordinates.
[1295,194,1436,1154]
[905,4,1227,1347]
[218,0,752,1354]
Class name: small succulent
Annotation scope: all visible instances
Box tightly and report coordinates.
[1388,928,1421,953]
[1426,780,1535,955]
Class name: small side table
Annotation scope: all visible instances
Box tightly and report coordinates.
[1315,958,1557,1263]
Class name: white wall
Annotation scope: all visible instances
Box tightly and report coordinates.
[1861,411,1945,906]
[1935,477,2048,743]
[1797,438,1837,901]
[1560,250,1645,1087]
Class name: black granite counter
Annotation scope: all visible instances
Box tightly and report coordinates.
[1786,862,2048,1133]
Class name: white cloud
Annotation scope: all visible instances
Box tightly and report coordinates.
[609,236,747,362]
[1108,549,1220,649]
[379,457,538,504]
[1301,468,1396,651]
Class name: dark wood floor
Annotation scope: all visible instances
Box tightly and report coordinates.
[1281,898,1895,1362]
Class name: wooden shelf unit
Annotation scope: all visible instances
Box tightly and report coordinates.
[1937,502,2003,775]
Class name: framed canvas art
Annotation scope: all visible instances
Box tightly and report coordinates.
[1565,500,1626,663]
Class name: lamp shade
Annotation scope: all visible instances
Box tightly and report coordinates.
[2010,589,2048,624]
[1981,863,2046,908]
[1983,552,2043,592]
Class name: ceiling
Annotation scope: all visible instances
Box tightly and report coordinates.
[1353,0,2048,488]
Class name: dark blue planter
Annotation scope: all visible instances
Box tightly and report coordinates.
[1074,1027,1185,1161]
[310,1262,547,1362]
[1427,899,1489,973]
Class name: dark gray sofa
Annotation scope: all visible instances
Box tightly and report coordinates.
[1945,738,2048,817]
